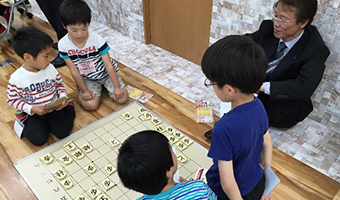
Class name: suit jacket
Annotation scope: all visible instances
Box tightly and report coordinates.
[248,20,330,128]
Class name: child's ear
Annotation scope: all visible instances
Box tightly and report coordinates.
[166,169,173,179]
[23,53,33,62]
[224,84,236,96]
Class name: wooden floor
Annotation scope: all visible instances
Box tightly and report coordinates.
[0,11,339,200]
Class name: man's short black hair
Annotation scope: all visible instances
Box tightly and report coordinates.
[11,27,53,59]
[274,0,317,27]
[59,0,91,26]
[201,35,267,94]
[117,130,174,195]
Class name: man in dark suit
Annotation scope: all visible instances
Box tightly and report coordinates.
[253,0,329,128]
[205,0,329,138]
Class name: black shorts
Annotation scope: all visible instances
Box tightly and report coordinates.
[217,172,266,200]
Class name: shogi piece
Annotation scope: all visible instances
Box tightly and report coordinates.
[109,139,120,148]
[59,154,73,165]
[53,168,67,180]
[61,177,73,189]
[182,137,193,146]
[177,153,187,163]
[155,125,165,133]
[173,131,184,139]
[104,164,117,176]
[144,112,153,120]
[122,112,133,120]
[63,142,76,151]
[40,153,54,164]
[75,195,89,200]
[88,187,102,199]
[102,178,116,191]
[166,126,175,134]
[138,107,148,114]
[176,141,188,151]
[81,143,93,153]
[96,194,111,200]
[152,117,162,126]
[168,135,179,144]
[72,149,85,160]
[84,163,97,174]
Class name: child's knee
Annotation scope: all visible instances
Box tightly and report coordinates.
[31,139,48,146]
[54,131,70,140]
[115,91,128,104]
[23,122,49,146]
[24,132,48,146]
[82,103,99,111]
[80,97,100,111]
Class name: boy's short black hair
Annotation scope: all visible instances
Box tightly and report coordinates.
[117,130,174,195]
[59,0,91,26]
[11,27,53,59]
[201,35,267,94]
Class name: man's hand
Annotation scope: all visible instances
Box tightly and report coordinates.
[259,82,265,92]
[31,106,51,116]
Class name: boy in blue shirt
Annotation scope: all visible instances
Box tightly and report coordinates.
[117,130,217,200]
[201,35,273,200]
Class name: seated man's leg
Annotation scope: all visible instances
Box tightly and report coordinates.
[259,94,310,128]
[23,115,50,146]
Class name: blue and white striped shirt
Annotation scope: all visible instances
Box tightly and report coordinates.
[59,31,119,81]
[138,180,217,200]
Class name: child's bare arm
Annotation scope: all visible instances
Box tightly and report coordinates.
[218,160,243,200]
[260,130,272,170]
[65,59,95,100]
[65,59,87,92]
[101,53,124,100]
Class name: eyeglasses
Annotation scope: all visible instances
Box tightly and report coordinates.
[272,16,297,26]
[204,78,218,88]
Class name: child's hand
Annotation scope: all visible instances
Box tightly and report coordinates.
[31,106,51,116]
[55,98,68,111]
[179,176,188,182]
[82,89,95,101]
[113,87,124,100]
[261,192,272,200]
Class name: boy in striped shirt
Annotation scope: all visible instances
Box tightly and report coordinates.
[7,27,75,146]
[58,0,128,111]
[117,130,217,200]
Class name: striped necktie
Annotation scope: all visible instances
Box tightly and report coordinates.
[267,42,287,74]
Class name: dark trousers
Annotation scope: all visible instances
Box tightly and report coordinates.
[0,5,5,14]
[23,106,75,146]
[218,172,266,200]
[35,0,67,40]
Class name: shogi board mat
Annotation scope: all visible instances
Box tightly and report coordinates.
[14,101,212,200]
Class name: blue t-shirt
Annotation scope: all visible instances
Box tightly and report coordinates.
[138,180,217,200]
[206,97,268,198]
